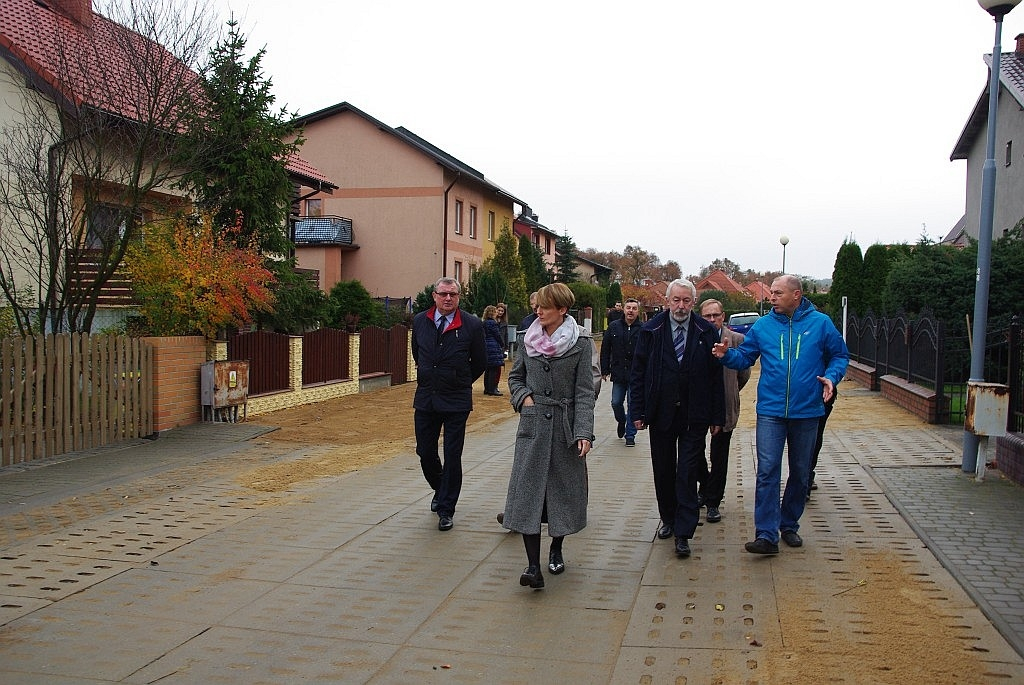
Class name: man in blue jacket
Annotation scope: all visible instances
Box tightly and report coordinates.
[630,279,725,558]
[412,277,487,531]
[713,275,849,554]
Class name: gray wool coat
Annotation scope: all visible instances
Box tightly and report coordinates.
[502,329,597,537]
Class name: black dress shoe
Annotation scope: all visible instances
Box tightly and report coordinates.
[430,494,439,512]
[674,536,691,558]
[438,516,453,531]
[657,523,673,539]
[745,538,779,555]
[519,565,545,589]
[548,550,565,575]
[706,506,722,523]
[781,530,803,547]
[617,421,626,438]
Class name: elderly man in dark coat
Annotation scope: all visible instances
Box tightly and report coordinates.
[630,279,725,559]
[411,277,486,531]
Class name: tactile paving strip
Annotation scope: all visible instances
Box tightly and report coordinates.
[841,429,961,467]
[0,548,131,600]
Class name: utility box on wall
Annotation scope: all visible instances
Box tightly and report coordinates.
[200,360,249,422]
[964,381,1009,437]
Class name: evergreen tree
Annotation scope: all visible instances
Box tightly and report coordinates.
[468,262,506,316]
[881,239,974,328]
[518,235,549,295]
[861,243,896,315]
[325,280,383,331]
[491,222,527,312]
[255,262,328,333]
[178,19,302,254]
[554,233,581,283]
[829,239,865,315]
[606,281,623,308]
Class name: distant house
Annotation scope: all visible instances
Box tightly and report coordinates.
[292,102,526,299]
[950,32,1024,242]
[573,255,612,285]
[694,269,747,296]
[513,209,557,272]
[745,280,772,303]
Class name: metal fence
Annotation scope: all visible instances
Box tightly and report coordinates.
[846,311,1022,428]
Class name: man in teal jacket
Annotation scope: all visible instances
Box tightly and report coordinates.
[713,275,848,554]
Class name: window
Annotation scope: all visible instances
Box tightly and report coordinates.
[306,198,323,217]
[487,211,495,240]
[469,205,477,238]
[86,203,141,249]
[469,263,477,281]
[454,200,463,234]
[1006,140,1013,167]
[454,260,463,282]
[545,237,552,255]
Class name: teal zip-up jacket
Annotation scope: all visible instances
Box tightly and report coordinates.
[719,297,848,419]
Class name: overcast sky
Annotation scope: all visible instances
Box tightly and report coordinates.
[210,0,1016,280]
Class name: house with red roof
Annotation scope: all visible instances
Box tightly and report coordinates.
[292,102,526,299]
[0,0,335,330]
[693,269,747,296]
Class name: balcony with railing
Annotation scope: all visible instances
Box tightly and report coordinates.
[292,215,354,246]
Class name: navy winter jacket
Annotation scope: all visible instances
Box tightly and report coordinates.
[412,307,486,413]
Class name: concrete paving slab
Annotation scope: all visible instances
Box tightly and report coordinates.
[0,547,132,599]
[0,606,206,681]
[124,626,401,685]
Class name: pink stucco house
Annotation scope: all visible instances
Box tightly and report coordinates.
[292,102,527,299]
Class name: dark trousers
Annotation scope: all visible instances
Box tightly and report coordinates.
[414,409,468,517]
[809,396,836,485]
[698,428,732,507]
[483,366,501,393]
[650,411,709,540]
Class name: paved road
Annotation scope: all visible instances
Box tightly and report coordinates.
[1,383,1023,683]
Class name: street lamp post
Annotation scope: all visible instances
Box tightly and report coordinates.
[963,0,1022,471]
[779,235,789,274]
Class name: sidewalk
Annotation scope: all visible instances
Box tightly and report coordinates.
[1,383,1023,683]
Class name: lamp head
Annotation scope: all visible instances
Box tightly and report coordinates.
[979,0,1022,18]
[779,235,790,246]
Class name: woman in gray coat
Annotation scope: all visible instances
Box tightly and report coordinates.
[502,283,597,590]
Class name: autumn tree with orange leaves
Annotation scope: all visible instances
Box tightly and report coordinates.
[125,214,273,338]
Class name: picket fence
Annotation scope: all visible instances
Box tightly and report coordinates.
[0,334,153,466]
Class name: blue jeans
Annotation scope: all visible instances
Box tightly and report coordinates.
[753,415,819,544]
[610,381,636,438]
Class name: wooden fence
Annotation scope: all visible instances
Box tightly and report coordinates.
[1,334,153,466]
[359,325,408,384]
[302,327,350,385]
[227,330,291,395]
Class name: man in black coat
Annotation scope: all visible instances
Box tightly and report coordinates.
[629,279,725,558]
[411,277,487,531]
[600,298,642,446]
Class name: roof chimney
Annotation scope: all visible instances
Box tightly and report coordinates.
[50,0,93,28]
[1017,33,1024,55]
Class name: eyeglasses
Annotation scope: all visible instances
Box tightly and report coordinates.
[435,291,459,298]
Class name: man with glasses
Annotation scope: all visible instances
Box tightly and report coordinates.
[697,299,750,523]
[412,277,486,531]
[629,279,724,558]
